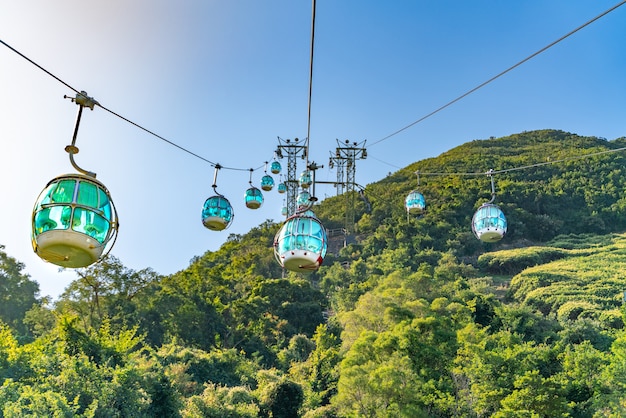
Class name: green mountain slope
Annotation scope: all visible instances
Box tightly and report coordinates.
[318,129,626,253]
[5,129,626,416]
[483,233,626,325]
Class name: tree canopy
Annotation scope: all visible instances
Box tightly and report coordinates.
[3,130,626,416]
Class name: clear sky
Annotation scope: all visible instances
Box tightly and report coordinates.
[1,1,625,299]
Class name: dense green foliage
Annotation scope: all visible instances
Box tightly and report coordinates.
[0,246,40,340]
[3,130,626,416]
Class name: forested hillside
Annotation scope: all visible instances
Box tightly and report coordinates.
[3,129,626,416]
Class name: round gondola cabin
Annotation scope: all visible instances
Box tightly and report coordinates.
[244,187,264,209]
[202,195,234,231]
[274,210,328,272]
[405,190,426,215]
[270,161,282,174]
[31,173,119,268]
[299,171,312,189]
[472,203,507,242]
[297,191,311,207]
[261,175,275,191]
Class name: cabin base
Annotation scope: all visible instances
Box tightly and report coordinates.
[34,230,102,268]
[279,250,322,273]
[477,229,505,243]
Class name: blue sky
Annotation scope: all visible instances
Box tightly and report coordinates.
[1,1,625,299]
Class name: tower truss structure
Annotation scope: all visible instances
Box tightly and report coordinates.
[275,137,307,217]
[330,139,367,233]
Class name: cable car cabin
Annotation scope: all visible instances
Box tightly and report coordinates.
[277,182,287,194]
[270,161,282,174]
[202,195,234,231]
[472,203,507,242]
[274,211,328,272]
[405,190,426,215]
[299,171,312,189]
[261,175,275,191]
[31,173,118,268]
[244,187,264,209]
[297,191,311,207]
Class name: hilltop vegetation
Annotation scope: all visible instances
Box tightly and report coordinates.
[3,130,626,416]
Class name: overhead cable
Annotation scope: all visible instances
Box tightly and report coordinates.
[416,145,626,177]
[0,38,267,174]
[0,39,80,94]
[3,0,625,176]
[305,0,317,167]
[369,0,626,147]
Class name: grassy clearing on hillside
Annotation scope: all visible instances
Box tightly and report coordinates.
[478,233,626,329]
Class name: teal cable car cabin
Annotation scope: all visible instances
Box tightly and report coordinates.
[31,173,119,268]
[261,175,275,191]
[274,211,328,272]
[202,195,234,231]
[245,187,264,209]
[472,203,507,242]
[270,161,282,174]
[405,190,426,215]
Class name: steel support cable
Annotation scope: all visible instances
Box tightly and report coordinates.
[416,145,626,177]
[305,0,317,168]
[0,39,79,94]
[0,38,268,173]
[369,0,626,148]
[368,154,404,170]
[5,1,623,176]
[97,103,268,172]
[491,146,626,175]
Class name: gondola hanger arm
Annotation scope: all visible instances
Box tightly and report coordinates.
[486,169,496,204]
[64,91,98,178]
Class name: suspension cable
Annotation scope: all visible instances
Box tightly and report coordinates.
[369,0,626,147]
[305,0,317,168]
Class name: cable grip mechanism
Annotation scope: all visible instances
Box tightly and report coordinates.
[63,91,98,178]
[486,169,496,204]
[211,164,223,196]
[65,91,99,110]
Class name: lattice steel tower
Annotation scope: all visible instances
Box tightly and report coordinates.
[331,139,367,233]
[275,137,307,217]
[328,151,346,196]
